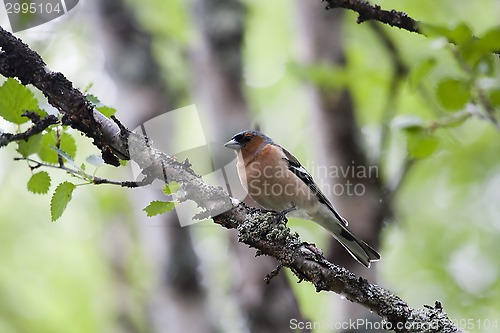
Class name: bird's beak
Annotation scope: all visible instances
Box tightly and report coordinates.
[224,139,241,150]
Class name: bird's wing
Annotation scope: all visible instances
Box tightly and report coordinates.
[280,146,348,226]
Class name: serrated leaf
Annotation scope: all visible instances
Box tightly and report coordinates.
[86,154,105,167]
[410,58,436,89]
[17,133,43,157]
[86,94,101,105]
[38,132,77,164]
[51,182,76,221]
[0,78,39,124]
[31,108,49,118]
[96,106,117,118]
[407,133,439,159]
[144,201,175,217]
[436,78,471,111]
[163,182,181,195]
[27,171,51,194]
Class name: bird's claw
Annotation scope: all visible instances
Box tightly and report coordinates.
[270,205,297,225]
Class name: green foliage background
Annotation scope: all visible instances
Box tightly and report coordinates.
[0,0,500,332]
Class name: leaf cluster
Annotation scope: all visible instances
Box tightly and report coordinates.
[0,78,117,221]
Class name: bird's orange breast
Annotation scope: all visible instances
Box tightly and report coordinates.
[237,145,317,212]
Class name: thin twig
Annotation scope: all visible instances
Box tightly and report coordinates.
[0,114,58,147]
[14,157,149,188]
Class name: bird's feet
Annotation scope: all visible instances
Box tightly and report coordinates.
[270,205,297,225]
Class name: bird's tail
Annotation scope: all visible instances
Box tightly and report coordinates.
[318,219,380,268]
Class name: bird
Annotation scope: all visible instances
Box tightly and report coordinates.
[224,130,380,268]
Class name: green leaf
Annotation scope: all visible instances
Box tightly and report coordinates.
[407,133,439,159]
[0,78,39,124]
[476,27,500,53]
[51,182,76,221]
[38,132,77,164]
[410,58,436,89]
[459,27,500,69]
[163,182,181,195]
[27,171,51,194]
[31,108,49,118]
[17,133,43,157]
[420,23,472,45]
[436,78,471,111]
[86,93,117,118]
[489,89,500,107]
[86,94,101,105]
[144,201,175,217]
[420,23,452,39]
[449,23,473,45]
[96,106,117,118]
[83,82,94,93]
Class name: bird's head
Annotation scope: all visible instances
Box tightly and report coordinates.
[224,130,273,154]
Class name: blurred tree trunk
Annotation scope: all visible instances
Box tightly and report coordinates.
[190,1,309,332]
[92,0,216,332]
[295,1,385,327]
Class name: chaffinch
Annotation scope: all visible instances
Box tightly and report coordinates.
[224,130,380,268]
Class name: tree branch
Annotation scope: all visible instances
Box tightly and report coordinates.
[0,25,466,333]
[322,0,500,59]
[0,28,127,165]
[322,0,420,33]
[0,112,58,147]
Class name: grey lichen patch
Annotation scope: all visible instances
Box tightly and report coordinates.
[237,211,276,242]
[266,222,292,242]
[237,210,302,248]
[403,302,456,333]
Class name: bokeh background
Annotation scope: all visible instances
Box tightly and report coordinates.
[0,0,500,332]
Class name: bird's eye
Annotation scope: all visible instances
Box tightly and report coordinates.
[234,133,252,144]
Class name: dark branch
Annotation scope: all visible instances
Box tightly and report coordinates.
[0,25,127,165]
[323,0,420,33]
[322,0,500,60]
[0,112,58,148]
[0,25,466,333]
